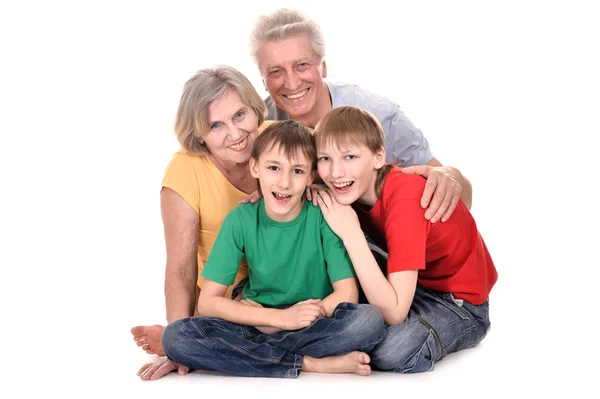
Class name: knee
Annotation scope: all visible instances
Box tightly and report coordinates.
[344,304,385,343]
[371,321,441,373]
[161,319,189,363]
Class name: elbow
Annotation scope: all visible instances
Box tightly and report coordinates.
[383,309,408,326]
[196,298,212,317]
[347,286,359,304]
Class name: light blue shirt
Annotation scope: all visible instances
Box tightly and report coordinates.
[265,81,434,167]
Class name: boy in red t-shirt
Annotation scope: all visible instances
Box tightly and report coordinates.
[313,105,498,373]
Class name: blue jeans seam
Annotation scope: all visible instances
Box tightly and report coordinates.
[189,320,299,367]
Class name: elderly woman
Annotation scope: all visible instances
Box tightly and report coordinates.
[132,65,272,380]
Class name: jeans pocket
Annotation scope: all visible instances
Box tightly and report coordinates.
[422,290,473,321]
[396,329,441,374]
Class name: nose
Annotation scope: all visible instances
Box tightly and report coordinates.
[331,161,345,179]
[283,69,300,91]
[277,172,290,189]
[226,123,243,142]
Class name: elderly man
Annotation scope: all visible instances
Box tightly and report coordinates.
[250,8,472,223]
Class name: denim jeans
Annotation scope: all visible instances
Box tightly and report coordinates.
[370,284,491,373]
[162,302,385,378]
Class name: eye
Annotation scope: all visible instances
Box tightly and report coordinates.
[345,155,357,160]
[234,110,246,119]
[317,156,329,162]
[267,166,279,171]
[268,69,281,76]
[210,122,221,130]
[297,63,309,70]
[292,169,304,174]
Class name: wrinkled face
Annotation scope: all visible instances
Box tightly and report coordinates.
[203,89,259,165]
[258,34,327,120]
[250,144,314,222]
[317,140,385,206]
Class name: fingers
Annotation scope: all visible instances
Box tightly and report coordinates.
[399,165,430,177]
[250,191,262,203]
[177,365,190,376]
[421,176,438,211]
[441,185,461,223]
[428,192,451,223]
[317,189,333,208]
[306,186,312,201]
[299,299,322,304]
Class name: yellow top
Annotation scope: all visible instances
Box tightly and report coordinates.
[161,120,275,297]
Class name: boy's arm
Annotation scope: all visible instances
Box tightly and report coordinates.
[197,279,283,327]
[341,230,418,325]
[320,277,359,317]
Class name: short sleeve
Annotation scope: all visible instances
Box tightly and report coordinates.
[383,105,434,167]
[161,151,201,214]
[201,209,245,286]
[384,175,431,273]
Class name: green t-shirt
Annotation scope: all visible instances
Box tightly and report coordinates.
[201,199,356,306]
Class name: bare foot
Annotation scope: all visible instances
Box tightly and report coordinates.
[302,351,372,376]
[131,325,166,356]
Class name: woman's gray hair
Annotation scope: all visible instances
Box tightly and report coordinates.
[174,65,266,156]
[249,8,326,71]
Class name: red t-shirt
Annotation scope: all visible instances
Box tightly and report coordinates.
[355,168,497,305]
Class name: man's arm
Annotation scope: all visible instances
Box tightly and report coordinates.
[383,106,472,222]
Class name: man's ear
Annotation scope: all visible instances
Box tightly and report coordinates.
[262,77,268,92]
[321,60,327,78]
[250,157,259,178]
[374,147,386,169]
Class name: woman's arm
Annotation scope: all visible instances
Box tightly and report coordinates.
[161,187,199,322]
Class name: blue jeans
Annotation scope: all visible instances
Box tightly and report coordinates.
[162,302,385,378]
[370,285,491,373]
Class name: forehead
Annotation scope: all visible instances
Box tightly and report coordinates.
[207,89,245,120]
[316,137,366,153]
[262,143,312,166]
[258,34,319,67]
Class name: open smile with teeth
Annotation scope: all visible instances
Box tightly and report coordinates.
[228,136,248,151]
[272,192,292,202]
[332,181,354,189]
[284,89,309,100]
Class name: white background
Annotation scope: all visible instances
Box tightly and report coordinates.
[1,0,598,397]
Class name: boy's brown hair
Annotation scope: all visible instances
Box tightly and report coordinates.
[313,106,397,198]
[251,120,317,171]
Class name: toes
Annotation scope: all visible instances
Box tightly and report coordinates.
[357,364,371,376]
[359,352,370,364]
[131,326,147,336]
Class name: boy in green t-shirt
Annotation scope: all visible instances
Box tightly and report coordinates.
[161,120,385,378]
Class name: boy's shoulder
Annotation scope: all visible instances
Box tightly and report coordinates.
[382,168,427,200]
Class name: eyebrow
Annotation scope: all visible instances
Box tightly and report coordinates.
[208,106,247,124]
[265,160,309,169]
[266,57,310,69]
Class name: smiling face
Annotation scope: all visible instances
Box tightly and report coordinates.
[258,34,329,126]
[202,89,259,166]
[317,140,385,207]
[250,144,314,222]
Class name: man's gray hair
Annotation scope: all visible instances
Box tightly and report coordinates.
[249,8,326,69]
